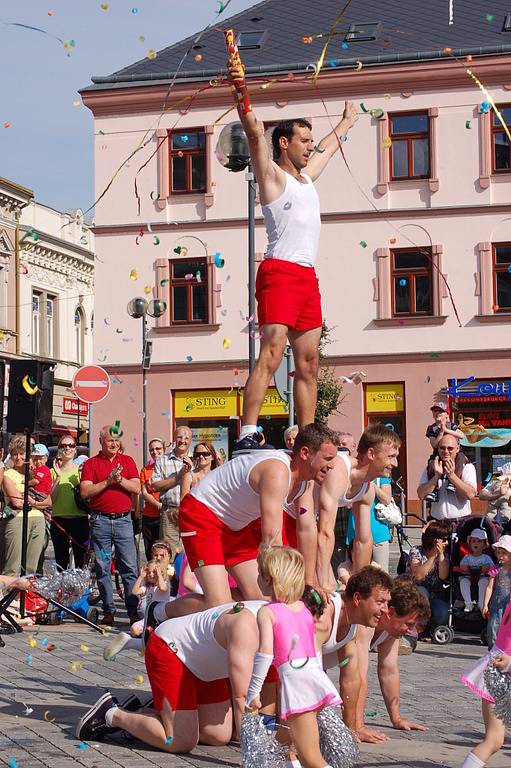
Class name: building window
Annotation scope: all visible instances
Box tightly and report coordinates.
[493,243,511,312]
[170,130,206,194]
[32,289,57,357]
[32,292,41,355]
[389,112,430,179]
[345,21,382,42]
[75,307,84,364]
[236,30,266,49]
[391,249,433,316]
[168,258,208,324]
[492,106,511,172]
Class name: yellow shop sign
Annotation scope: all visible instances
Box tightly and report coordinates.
[240,387,288,416]
[365,383,404,414]
[174,389,237,418]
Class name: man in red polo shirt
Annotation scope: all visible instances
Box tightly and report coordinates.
[81,425,141,625]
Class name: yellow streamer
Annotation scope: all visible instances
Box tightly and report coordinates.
[466,68,511,143]
[312,0,356,85]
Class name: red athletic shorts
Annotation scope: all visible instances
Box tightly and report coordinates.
[256,258,322,331]
[145,633,230,711]
[282,511,298,549]
[179,495,262,571]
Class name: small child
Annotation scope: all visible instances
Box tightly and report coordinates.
[458,529,494,612]
[246,546,342,768]
[424,403,467,502]
[130,560,170,637]
[103,559,171,660]
[28,444,52,504]
[482,535,511,648]
[459,597,511,768]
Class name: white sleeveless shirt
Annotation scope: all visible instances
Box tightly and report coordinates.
[155,600,265,681]
[262,172,321,267]
[337,451,369,506]
[322,591,358,670]
[190,450,292,530]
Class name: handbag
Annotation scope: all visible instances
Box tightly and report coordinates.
[374,500,402,526]
[73,484,92,514]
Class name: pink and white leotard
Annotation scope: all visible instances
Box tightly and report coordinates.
[268,600,342,720]
[461,598,511,701]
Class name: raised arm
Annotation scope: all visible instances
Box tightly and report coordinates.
[305,101,358,181]
[226,52,284,204]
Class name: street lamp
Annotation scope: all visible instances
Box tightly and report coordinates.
[127,297,166,466]
[216,122,256,372]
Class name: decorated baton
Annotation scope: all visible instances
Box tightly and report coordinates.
[224,28,252,115]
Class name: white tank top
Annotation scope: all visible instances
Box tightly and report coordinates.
[322,592,358,670]
[283,479,308,520]
[337,451,369,506]
[191,451,292,530]
[262,172,321,267]
[370,630,390,651]
[155,600,265,681]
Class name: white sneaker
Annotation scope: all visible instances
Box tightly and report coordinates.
[103,631,130,661]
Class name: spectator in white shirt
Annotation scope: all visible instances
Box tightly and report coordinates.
[417,434,477,521]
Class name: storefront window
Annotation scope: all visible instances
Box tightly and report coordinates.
[364,382,407,498]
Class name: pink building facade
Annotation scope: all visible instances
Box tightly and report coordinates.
[82,42,511,512]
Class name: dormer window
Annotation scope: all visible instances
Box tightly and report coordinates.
[344,21,382,42]
[236,30,266,50]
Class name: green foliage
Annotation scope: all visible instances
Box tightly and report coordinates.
[315,322,344,425]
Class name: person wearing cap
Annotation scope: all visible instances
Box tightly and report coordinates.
[458,528,494,613]
[426,402,464,450]
[478,462,511,533]
[28,444,52,503]
[482,534,511,648]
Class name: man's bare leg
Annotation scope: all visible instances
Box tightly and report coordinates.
[111,700,198,752]
[241,324,288,426]
[288,326,321,427]
[228,559,269,600]
[194,564,234,608]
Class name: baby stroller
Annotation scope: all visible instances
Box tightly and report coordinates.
[428,515,498,645]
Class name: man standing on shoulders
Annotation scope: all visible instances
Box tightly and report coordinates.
[227,54,358,454]
[151,426,192,559]
[80,426,141,625]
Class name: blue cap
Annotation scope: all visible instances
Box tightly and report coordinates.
[32,443,49,456]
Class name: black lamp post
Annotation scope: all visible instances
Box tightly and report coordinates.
[216,122,256,372]
[127,297,166,466]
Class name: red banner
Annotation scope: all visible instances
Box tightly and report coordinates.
[63,397,89,416]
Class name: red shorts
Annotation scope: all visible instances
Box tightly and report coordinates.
[282,511,298,549]
[145,633,230,711]
[179,495,262,571]
[256,258,322,331]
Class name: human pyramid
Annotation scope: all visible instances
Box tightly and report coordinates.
[72,42,511,768]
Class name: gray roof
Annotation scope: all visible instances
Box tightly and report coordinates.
[85,0,511,90]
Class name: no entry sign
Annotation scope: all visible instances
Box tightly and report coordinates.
[72,365,111,404]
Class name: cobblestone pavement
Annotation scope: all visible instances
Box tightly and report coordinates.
[0,616,510,768]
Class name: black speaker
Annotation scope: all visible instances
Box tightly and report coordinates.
[7,360,54,434]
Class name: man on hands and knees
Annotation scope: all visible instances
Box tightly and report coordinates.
[227,52,358,454]
[354,576,431,743]
[76,600,275,751]
[314,424,401,589]
[151,424,337,618]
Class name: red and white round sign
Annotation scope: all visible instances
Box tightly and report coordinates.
[72,365,111,404]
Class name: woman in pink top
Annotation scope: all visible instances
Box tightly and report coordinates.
[246,546,342,768]
[460,597,511,768]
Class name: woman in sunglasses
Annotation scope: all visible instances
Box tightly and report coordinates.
[180,442,220,499]
[50,434,89,569]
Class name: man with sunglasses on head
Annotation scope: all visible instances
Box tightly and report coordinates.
[80,425,141,626]
[417,433,476,521]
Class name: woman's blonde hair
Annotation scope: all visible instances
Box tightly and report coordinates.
[8,436,26,455]
[257,546,305,604]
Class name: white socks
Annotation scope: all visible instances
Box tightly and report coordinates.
[460,753,485,768]
[104,705,119,727]
[153,602,168,624]
[240,424,257,439]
